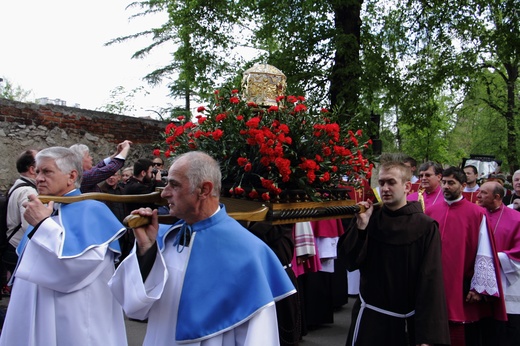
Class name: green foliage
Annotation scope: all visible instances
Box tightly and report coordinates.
[96,86,149,115]
[361,0,519,171]
[113,0,519,173]
[0,77,32,102]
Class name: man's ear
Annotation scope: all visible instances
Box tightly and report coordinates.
[69,170,78,186]
[199,181,213,198]
[404,181,412,194]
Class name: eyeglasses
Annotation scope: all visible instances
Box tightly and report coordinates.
[153,162,163,167]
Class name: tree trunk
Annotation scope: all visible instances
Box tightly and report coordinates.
[330,0,363,123]
[504,62,519,173]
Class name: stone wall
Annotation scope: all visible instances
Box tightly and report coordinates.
[0,98,167,193]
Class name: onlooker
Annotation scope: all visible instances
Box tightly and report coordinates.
[70,140,132,193]
[151,157,165,171]
[478,181,520,345]
[407,161,443,210]
[0,146,127,345]
[3,150,38,276]
[338,161,450,345]
[99,171,126,222]
[121,166,133,185]
[123,158,164,213]
[109,151,296,345]
[426,166,506,345]
[100,171,133,262]
[152,156,168,184]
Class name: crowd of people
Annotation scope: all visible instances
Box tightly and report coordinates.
[342,156,520,346]
[1,145,520,346]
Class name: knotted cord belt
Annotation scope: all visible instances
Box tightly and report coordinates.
[352,294,415,346]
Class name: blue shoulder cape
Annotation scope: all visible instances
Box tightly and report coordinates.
[18,190,125,258]
[156,205,296,343]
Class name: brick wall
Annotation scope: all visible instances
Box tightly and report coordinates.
[0,98,168,192]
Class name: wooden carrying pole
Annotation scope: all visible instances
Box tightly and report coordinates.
[37,191,365,226]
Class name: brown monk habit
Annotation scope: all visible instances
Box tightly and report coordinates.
[337,201,450,346]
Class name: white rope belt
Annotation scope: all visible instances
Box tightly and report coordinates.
[352,294,415,346]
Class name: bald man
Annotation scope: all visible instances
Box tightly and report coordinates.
[478,181,520,345]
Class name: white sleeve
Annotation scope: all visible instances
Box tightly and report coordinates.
[14,218,114,293]
[109,247,169,320]
[471,215,500,296]
[498,252,520,286]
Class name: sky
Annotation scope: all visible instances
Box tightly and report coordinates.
[0,0,174,118]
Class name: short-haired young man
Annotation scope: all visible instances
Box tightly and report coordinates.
[338,161,450,345]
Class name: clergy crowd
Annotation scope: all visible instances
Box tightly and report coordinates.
[1,146,520,346]
[331,156,520,346]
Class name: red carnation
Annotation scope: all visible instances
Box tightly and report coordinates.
[237,157,248,167]
[249,189,259,199]
[212,129,224,140]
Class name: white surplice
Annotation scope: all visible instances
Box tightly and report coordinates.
[109,242,281,346]
[0,217,127,346]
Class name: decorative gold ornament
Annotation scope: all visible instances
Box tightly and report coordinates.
[241,64,287,106]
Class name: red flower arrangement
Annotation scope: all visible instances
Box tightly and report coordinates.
[156,88,373,202]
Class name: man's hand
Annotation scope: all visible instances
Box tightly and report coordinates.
[466,290,482,303]
[114,140,132,159]
[131,208,159,256]
[23,194,53,226]
[356,199,374,230]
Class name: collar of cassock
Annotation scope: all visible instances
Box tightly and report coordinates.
[18,189,124,258]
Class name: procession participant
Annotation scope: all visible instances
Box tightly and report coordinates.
[403,155,419,183]
[0,146,127,345]
[407,161,444,210]
[504,170,520,206]
[478,181,520,345]
[426,166,506,346]
[246,222,301,346]
[462,165,480,204]
[338,161,450,346]
[109,151,296,345]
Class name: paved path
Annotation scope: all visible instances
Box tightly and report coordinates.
[1,294,353,345]
[125,299,353,346]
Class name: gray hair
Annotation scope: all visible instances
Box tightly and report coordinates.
[69,144,89,163]
[172,151,221,196]
[36,147,83,188]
